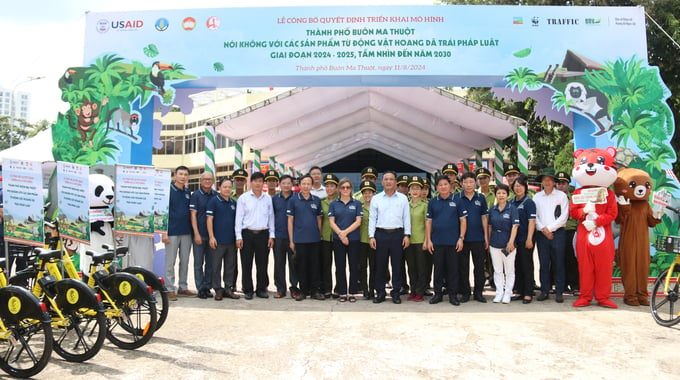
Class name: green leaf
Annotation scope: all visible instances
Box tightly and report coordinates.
[513,48,531,58]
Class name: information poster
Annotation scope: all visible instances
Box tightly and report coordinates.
[114,164,155,237]
[2,158,44,246]
[153,169,171,234]
[56,162,90,244]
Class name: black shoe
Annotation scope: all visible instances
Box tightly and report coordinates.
[313,293,325,300]
[429,294,443,304]
[555,294,564,303]
[511,295,523,301]
[256,291,269,299]
[460,294,470,303]
[373,295,385,304]
[537,293,549,301]
[364,291,374,300]
[244,292,254,300]
[522,297,532,304]
[424,290,434,297]
[400,287,409,295]
[295,293,306,301]
[450,298,460,306]
[198,290,208,299]
[392,296,401,304]
[474,295,487,303]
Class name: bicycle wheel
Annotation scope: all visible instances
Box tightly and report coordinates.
[50,279,106,362]
[0,287,53,378]
[651,267,680,327]
[101,273,157,349]
[122,267,169,330]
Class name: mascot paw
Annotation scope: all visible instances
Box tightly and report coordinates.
[582,220,597,231]
[583,201,596,215]
[617,195,630,206]
[572,298,591,307]
[597,299,618,308]
[653,209,664,219]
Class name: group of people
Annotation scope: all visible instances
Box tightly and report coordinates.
[163,162,581,306]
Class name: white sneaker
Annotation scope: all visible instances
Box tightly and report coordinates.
[502,295,511,304]
[493,294,503,303]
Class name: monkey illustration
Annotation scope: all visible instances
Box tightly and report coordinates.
[72,97,108,147]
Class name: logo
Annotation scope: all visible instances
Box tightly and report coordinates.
[585,18,601,25]
[206,16,220,30]
[96,19,110,33]
[182,17,196,30]
[66,288,80,304]
[119,281,132,296]
[474,200,481,207]
[614,17,636,26]
[513,17,523,25]
[155,18,169,31]
[531,17,539,27]
[449,201,455,207]
[310,204,318,210]
[7,296,21,315]
[108,19,144,32]
[546,18,579,25]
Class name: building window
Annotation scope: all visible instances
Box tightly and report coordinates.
[185,135,196,154]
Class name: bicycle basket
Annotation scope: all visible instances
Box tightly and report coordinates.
[655,235,680,254]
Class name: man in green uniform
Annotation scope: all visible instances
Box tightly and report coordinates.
[320,173,339,297]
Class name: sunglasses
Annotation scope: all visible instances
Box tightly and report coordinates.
[340,185,352,189]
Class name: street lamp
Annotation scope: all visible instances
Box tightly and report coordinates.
[8,76,45,148]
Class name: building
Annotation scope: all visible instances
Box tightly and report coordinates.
[0,88,31,121]
[152,88,289,189]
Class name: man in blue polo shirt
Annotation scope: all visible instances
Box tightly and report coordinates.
[163,166,195,300]
[288,174,324,301]
[206,178,239,300]
[425,175,467,305]
[190,171,218,299]
[272,174,299,299]
[455,171,490,303]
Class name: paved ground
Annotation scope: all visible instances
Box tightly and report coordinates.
[28,289,679,380]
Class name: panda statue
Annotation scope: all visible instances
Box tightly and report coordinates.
[80,173,116,273]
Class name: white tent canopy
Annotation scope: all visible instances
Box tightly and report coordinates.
[216,87,524,173]
[0,129,54,162]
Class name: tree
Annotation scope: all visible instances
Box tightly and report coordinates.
[0,116,50,151]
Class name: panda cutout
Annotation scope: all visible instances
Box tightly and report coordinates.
[564,82,612,136]
[79,173,116,273]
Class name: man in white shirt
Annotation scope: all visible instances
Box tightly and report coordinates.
[309,166,327,199]
[368,171,411,304]
[235,171,275,300]
[533,168,569,303]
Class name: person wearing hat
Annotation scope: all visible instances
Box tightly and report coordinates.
[265,169,279,197]
[309,166,327,199]
[476,167,495,208]
[272,174,299,299]
[358,180,378,299]
[454,171,489,303]
[504,164,521,187]
[420,175,434,295]
[404,176,428,302]
[555,170,579,296]
[354,166,378,200]
[232,168,249,201]
[397,174,410,195]
[442,163,461,194]
[533,167,569,303]
[320,173,339,298]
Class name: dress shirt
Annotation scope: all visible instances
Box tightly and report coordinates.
[235,190,275,240]
[534,189,569,232]
[310,185,327,199]
[368,191,411,238]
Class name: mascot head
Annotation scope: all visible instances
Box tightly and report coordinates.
[613,168,653,201]
[572,147,618,187]
[89,173,115,207]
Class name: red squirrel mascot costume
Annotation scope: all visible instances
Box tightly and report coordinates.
[569,147,619,308]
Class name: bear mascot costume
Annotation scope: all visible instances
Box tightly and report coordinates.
[80,173,116,273]
[613,168,663,306]
[569,147,619,308]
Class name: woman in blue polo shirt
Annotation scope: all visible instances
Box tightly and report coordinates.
[287,175,324,301]
[206,177,239,301]
[511,173,537,304]
[488,184,519,304]
[328,178,363,303]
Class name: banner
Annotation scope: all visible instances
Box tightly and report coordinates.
[83,6,647,87]
[114,164,155,237]
[153,169,171,234]
[56,162,90,244]
[2,159,44,247]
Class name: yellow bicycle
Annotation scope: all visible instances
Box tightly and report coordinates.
[0,258,54,378]
[651,235,680,326]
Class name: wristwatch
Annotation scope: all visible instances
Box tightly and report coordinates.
[459,236,464,241]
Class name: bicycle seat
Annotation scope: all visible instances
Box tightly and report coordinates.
[85,250,115,264]
[101,244,129,256]
[33,248,63,261]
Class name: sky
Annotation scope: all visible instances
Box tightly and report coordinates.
[0,0,433,123]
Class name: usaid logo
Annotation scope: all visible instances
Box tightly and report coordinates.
[105,19,144,32]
